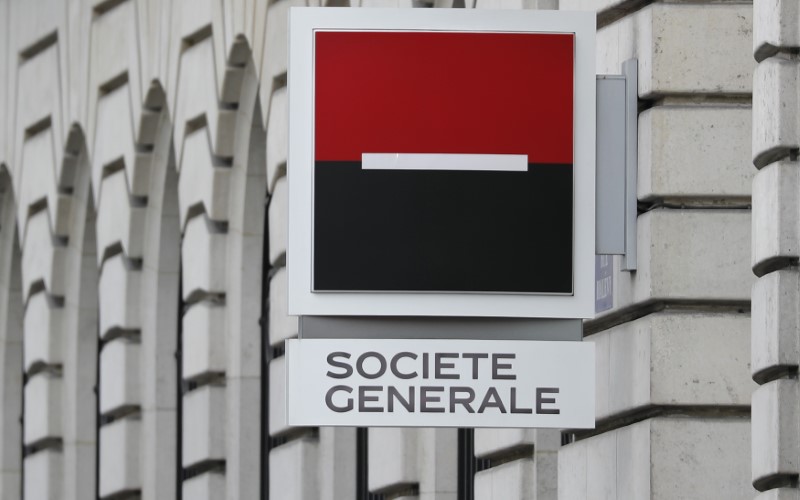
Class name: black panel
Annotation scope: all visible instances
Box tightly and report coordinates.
[314,162,573,294]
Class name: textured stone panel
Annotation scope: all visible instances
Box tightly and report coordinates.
[182,385,226,467]
[99,338,141,415]
[96,170,145,260]
[559,418,751,500]
[269,436,320,500]
[23,292,62,372]
[594,210,752,320]
[639,105,753,201]
[752,162,800,269]
[24,373,62,445]
[98,254,141,338]
[753,58,800,168]
[182,301,226,380]
[178,128,230,226]
[181,215,227,298]
[752,379,800,485]
[98,418,141,498]
[752,270,800,376]
[596,4,754,98]
[591,312,753,420]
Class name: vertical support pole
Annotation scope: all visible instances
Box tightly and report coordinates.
[621,59,638,271]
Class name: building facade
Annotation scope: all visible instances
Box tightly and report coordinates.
[0,0,779,499]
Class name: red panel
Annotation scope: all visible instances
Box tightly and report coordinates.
[314,30,574,164]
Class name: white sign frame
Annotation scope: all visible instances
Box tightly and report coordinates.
[286,338,595,429]
[287,8,596,318]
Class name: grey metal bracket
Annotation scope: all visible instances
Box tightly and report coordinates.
[595,58,637,271]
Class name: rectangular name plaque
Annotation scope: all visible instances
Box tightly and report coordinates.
[287,338,595,429]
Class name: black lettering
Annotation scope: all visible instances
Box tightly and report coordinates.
[420,386,445,413]
[325,385,353,412]
[435,352,459,379]
[449,386,475,413]
[509,387,533,414]
[390,352,418,379]
[359,386,383,412]
[422,352,429,379]
[478,387,508,413]
[356,352,387,379]
[492,353,516,380]
[388,386,415,412]
[462,353,488,379]
[326,352,353,379]
[536,387,560,414]
[477,387,507,413]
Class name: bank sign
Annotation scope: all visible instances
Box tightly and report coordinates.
[287,338,594,428]
[287,8,596,429]
[288,8,596,319]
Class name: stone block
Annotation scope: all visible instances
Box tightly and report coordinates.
[261,0,302,116]
[754,0,800,61]
[417,428,457,497]
[88,0,141,131]
[596,4,754,98]
[173,38,227,162]
[752,270,800,377]
[474,0,555,8]
[591,312,753,421]
[14,44,65,181]
[97,170,146,260]
[593,210,752,320]
[21,210,65,301]
[369,428,418,492]
[223,375,261,500]
[268,355,289,437]
[98,254,141,338]
[182,471,226,500]
[98,417,141,498]
[181,215,227,298]
[475,429,559,459]
[638,105,753,202]
[182,385,226,467]
[757,489,800,500]
[178,128,230,226]
[18,128,69,237]
[753,58,800,168]
[318,427,357,500]
[23,449,62,500]
[140,408,178,499]
[559,418,751,500]
[752,162,800,270]
[182,301,226,380]
[24,372,61,446]
[269,436,320,500]
[559,0,625,13]
[752,379,800,485]
[99,338,141,416]
[91,84,141,202]
[475,459,536,500]
[266,86,287,192]
[268,268,297,346]
[23,292,62,372]
[268,176,287,265]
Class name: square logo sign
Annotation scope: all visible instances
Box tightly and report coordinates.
[288,9,596,318]
[314,31,574,295]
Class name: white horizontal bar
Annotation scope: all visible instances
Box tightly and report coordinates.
[362,153,528,172]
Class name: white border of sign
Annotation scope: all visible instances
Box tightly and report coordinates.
[287,8,596,318]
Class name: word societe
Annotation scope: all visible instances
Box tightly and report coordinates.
[324,350,561,415]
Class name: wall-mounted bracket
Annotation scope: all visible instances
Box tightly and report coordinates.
[595,58,637,271]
